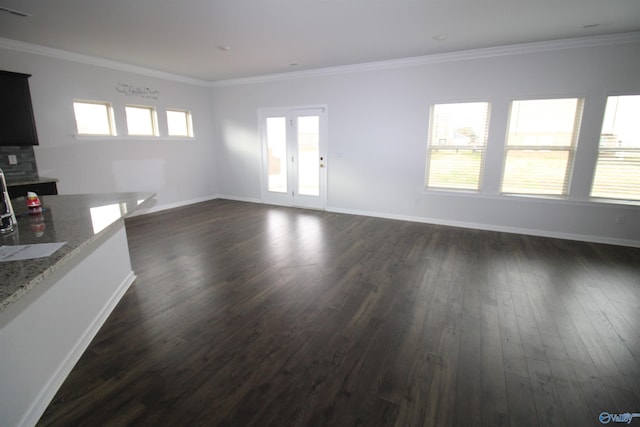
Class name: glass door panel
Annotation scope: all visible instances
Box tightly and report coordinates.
[266,117,287,193]
[297,115,320,196]
[260,106,326,209]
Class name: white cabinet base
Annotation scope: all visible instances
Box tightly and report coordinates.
[0,221,135,427]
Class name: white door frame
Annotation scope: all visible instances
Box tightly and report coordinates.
[258,105,328,210]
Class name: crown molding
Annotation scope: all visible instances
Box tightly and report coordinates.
[212,31,640,87]
[0,38,210,87]
[2,32,639,88]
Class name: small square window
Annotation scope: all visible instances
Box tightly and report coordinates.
[73,101,116,135]
[167,109,193,137]
[125,105,158,136]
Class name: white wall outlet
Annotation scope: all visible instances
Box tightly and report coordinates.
[8,155,18,165]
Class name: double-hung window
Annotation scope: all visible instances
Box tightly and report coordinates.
[501,98,583,196]
[425,102,490,191]
[591,95,640,201]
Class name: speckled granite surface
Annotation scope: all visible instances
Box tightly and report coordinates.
[0,192,154,312]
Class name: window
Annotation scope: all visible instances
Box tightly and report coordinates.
[125,105,158,136]
[425,102,490,190]
[591,95,640,201]
[73,100,116,135]
[501,98,583,196]
[167,109,193,137]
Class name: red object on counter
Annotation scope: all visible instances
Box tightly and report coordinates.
[26,191,41,208]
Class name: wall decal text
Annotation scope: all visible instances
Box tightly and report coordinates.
[116,83,160,99]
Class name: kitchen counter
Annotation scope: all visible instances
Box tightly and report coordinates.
[0,191,155,427]
[0,192,154,312]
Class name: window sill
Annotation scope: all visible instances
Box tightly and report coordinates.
[421,188,640,207]
[588,197,640,207]
[73,135,196,141]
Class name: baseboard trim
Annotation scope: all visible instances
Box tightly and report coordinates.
[325,206,640,248]
[20,271,136,427]
[131,195,639,247]
[129,194,220,216]
[215,194,263,204]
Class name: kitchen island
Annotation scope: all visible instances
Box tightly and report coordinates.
[0,192,154,427]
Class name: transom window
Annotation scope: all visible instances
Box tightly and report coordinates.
[166,109,193,137]
[501,98,583,196]
[125,105,158,136]
[73,100,116,136]
[591,95,640,201]
[425,102,491,191]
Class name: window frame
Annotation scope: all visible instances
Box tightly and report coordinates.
[590,94,640,202]
[424,101,491,192]
[72,100,117,136]
[166,109,194,137]
[125,104,159,137]
[500,97,584,197]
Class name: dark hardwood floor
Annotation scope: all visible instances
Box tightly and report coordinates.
[37,199,640,426]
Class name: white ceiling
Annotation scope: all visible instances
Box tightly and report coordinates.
[1,0,639,82]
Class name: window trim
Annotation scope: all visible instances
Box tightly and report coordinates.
[500,97,584,197]
[424,101,491,192]
[166,108,194,137]
[72,100,117,136]
[125,104,159,137]
[589,94,640,202]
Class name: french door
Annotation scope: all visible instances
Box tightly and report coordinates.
[259,106,327,209]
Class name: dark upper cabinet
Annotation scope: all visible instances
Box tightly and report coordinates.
[0,70,39,146]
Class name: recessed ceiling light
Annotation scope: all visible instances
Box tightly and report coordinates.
[217,45,232,52]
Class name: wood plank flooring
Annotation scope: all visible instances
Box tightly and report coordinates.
[37,199,640,426]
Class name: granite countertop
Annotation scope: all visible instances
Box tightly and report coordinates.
[6,176,59,186]
[0,192,155,312]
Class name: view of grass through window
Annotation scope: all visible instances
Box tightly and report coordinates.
[501,98,582,195]
[591,95,640,200]
[425,102,490,190]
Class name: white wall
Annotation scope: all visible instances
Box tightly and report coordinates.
[212,39,640,246]
[0,45,217,211]
[1,37,639,246]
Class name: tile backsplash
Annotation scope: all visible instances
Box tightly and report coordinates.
[0,146,39,182]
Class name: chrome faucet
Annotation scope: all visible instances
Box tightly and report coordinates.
[0,168,17,234]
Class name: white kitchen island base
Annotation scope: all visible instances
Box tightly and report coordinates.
[0,192,153,427]
[0,222,133,427]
